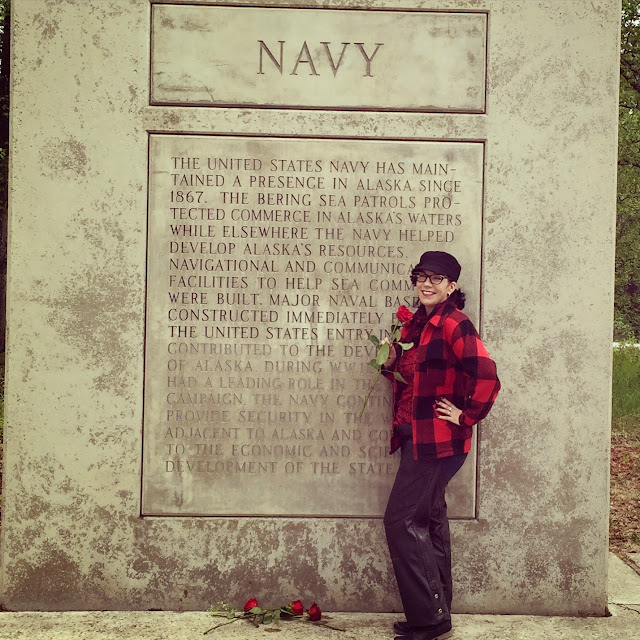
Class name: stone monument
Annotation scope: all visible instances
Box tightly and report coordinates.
[0,0,620,616]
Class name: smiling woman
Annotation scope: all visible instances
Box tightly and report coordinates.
[379,251,500,640]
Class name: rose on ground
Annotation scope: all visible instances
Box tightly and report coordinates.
[243,598,259,611]
[307,602,322,621]
[205,599,331,635]
[397,305,414,323]
[290,600,304,616]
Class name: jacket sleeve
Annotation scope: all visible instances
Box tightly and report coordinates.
[447,319,501,428]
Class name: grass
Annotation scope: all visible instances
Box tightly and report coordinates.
[0,352,3,528]
[612,344,640,436]
[610,344,640,554]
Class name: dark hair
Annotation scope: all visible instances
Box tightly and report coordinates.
[450,288,466,310]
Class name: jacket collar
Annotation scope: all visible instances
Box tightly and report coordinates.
[426,298,458,329]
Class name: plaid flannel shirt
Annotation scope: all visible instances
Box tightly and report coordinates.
[386,299,500,459]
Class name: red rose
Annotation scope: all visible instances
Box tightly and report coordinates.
[243,597,259,611]
[396,306,413,323]
[307,602,322,621]
[290,599,304,615]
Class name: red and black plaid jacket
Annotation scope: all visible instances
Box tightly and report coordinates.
[386,299,500,459]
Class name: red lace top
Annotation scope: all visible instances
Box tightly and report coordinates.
[393,345,418,427]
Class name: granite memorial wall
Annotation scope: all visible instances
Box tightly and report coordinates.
[1,0,619,615]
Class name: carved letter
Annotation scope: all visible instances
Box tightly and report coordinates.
[258,40,284,75]
[321,42,349,77]
[354,42,384,77]
[291,42,319,76]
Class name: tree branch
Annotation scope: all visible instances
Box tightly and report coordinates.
[619,158,640,169]
[620,57,640,94]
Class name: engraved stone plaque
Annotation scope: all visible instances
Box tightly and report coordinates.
[142,134,484,516]
[150,5,487,112]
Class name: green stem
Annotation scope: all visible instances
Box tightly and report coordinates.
[203,617,240,634]
[359,367,381,417]
[317,623,347,632]
[359,318,406,418]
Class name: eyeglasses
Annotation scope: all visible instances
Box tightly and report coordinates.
[416,273,447,285]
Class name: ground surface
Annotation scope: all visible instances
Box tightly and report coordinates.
[610,433,640,555]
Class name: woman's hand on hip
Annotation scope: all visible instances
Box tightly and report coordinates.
[435,397,462,426]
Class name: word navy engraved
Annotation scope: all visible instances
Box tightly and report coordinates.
[257,41,384,77]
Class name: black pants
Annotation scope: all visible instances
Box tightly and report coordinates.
[383,425,466,627]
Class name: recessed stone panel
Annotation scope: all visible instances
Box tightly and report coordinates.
[150,5,487,112]
[142,134,484,516]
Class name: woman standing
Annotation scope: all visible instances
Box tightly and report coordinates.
[382,251,500,640]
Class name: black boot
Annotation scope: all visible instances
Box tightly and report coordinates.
[394,619,452,640]
[393,620,412,635]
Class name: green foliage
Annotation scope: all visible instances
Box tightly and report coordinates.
[0,0,8,204]
[617,1,640,339]
[615,309,637,341]
[612,345,640,435]
[360,315,414,416]
[0,0,5,443]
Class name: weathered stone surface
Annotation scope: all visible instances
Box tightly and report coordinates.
[151,5,487,111]
[0,0,619,616]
